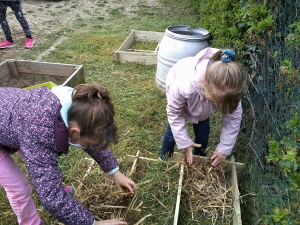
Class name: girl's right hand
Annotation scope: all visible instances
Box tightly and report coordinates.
[185,143,201,165]
[95,219,127,225]
[112,170,136,193]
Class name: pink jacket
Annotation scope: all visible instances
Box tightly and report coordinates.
[165,47,242,156]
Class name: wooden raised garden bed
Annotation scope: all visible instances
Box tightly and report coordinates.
[76,152,180,224]
[114,30,164,65]
[75,151,244,225]
[125,152,244,225]
[0,59,85,88]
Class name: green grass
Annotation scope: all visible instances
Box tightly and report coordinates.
[125,160,179,224]
[129,41,159,51]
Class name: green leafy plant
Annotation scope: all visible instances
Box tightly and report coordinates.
[189,0,275,70]
[262,207,292,225]
[286,20,300,49]
[277,60,299,92]
[266,112,299,188]
[190,0,244,48]
[236,1,274,42]
[264,112,300,224]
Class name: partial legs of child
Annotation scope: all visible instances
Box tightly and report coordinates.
[0,2,35,49]
[0,149,42,225]
[159,118,210,159]
[159,124,176,159]
[192,118,210,156]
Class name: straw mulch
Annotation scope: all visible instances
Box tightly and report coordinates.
[74,159,134,221]
[74,157,179,225]
[75,174,134,221]
[74,154,236,225]
[183,156,235,225]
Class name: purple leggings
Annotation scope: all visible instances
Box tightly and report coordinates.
[0,1,32,42]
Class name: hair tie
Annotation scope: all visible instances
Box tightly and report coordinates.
[221,49,235,63]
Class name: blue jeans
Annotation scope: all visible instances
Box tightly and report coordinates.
[159,118,210,159]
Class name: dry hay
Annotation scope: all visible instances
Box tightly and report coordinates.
[74,173,134,221]
[183,157,235,225]
[73,157,179,224]
[70,153,236,224]
[74,159,135,221]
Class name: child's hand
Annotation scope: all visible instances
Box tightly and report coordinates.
[185,146,193,165]
[95,218,127,225]
[211,151,227,167]
[185,143,201,165]
[112,170,136,193]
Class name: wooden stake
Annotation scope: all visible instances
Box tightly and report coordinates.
[78,159,95,190]
[173,163,184,225]
[128,150,140,178]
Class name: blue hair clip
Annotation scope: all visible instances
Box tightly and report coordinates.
[221,49,235,63]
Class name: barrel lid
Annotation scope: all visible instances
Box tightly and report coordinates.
[166,25,210,40]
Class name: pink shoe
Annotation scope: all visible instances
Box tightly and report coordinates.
[25,38,35,48]
[0,40,15,49]
[64,186,75,197]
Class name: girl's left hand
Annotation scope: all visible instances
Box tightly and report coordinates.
[112,170,136,193]
[211,151,227,167]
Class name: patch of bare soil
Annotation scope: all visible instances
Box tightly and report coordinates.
[0,0,161,63]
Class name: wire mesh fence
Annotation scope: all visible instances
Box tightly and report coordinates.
[243,0,300,223]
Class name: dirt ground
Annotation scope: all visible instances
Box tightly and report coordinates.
[0,0,161,63]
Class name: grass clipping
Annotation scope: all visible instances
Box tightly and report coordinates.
[183,157,235,224]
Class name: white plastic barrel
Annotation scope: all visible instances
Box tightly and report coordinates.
[156,25,210,94]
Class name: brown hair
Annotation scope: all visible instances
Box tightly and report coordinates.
[201,50,247,114]
[68,83,118,148]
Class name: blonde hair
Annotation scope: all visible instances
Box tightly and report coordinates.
[201,50,247,114]
[68,83,118,148]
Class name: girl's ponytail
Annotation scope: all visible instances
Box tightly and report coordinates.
[203,49,247,114]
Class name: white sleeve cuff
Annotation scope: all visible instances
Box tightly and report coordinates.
[108,167,119,175]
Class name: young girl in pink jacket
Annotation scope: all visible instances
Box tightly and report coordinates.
[0,83,135,225]
[159,47,247,167]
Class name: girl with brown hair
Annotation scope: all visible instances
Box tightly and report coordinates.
[0,83,135,224]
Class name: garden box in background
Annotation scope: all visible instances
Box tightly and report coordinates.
[0,59,85,88]
[114,30,164,65]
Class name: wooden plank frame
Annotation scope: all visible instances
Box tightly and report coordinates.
[114,30,164,65]
[173,152,245,178]
[126,152,243,225]
[231,155,242,225]
[0,60,85,88]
